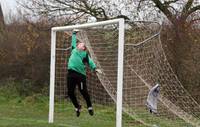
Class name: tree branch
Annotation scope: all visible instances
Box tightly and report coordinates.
[152,0,175,23]
[188,5,200,15]
[183,0,194,12]
[181,0,194,19]
[164,0,179,6]
[137,0,146,10]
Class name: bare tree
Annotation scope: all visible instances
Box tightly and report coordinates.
[18,0,131,25]
[19,0,200,27]
[138,0,200,27]
[17,0,200,101]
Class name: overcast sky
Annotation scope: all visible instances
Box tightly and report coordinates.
[0,0,18,16]
[0,0,25,23]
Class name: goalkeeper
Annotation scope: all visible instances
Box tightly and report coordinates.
[67,29,101,117]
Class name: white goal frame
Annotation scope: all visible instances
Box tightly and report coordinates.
[49,18,125,127]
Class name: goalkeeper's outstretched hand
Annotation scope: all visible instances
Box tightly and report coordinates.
[95,69,103,74]
[73,29,80,33]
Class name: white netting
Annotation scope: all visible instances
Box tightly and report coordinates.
[53,21,200,127]
[122,21,200,127]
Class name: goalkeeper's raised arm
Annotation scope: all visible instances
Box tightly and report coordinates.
[71,29,79,50]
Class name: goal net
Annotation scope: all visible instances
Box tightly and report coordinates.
[49,19,200,127]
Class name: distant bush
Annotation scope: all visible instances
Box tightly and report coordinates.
[0,19,52,93]
[0,78,19,99]
[0,78,48,103]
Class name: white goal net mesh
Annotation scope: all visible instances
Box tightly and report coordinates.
[53,21,200,127]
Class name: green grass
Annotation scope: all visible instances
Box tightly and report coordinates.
[0,94,116,127]
[0,80,115,127]
[53,101,116,127]
[0,95,194,127]
[0,81,197,127]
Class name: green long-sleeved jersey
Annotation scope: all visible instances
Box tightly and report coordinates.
[67,32,96,76]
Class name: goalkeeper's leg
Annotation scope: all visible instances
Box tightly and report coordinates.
[78,77,94,116]
[67,71,81,117]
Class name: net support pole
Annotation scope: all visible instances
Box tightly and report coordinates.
[49,30,56,123]
[116,18,125,127]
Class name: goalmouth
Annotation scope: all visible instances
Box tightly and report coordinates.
[49,18,125,127]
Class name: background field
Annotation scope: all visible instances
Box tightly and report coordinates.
[0,80,193,127]
[0,80,116,127]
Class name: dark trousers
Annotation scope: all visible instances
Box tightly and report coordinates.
[67,70,92,108]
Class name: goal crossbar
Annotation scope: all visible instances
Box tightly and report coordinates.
[52,18,124,32]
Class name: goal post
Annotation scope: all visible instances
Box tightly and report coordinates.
[48,18,125,127]
[49,30,56,123]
